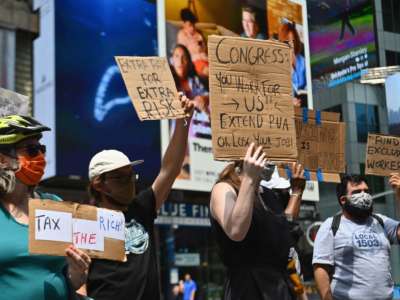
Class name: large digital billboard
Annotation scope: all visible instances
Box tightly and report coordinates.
[159,0,316,198]
[308,0,377,88]
[34,0,160,184]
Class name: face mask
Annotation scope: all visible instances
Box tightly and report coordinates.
[15,153,46,186]
[104,178,135,206]
[343,192,373,219]
[0,168,16,197]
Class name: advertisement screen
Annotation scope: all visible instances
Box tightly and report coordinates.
[55,0,160,183]
[308,0,377,88]
[160,0,313,192]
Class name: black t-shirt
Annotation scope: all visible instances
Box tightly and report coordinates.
[87,188,160,300]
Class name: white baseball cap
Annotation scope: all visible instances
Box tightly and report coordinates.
[88,149,143,180]
[260,167,290,190]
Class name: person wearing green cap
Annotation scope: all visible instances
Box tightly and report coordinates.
[0,115,91,300]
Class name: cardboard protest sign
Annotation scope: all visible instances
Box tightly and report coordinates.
[115,56,186,121]
[29,199,126,262]
[208,35,297,162]
[365,133,400,177]
[0,87,30,116]
[292,108,346,183]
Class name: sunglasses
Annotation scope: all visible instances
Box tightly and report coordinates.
[17,144,46,157]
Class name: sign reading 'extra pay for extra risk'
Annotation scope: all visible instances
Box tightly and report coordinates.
[29,199,126,262]
[115,56,186,121]
[208,35,297,162]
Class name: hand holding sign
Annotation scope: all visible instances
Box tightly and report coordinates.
[242,143,268,182]
[65,246,91,289]
[115,56,186,121]
[178,92,195,120]
[389,173,400,200]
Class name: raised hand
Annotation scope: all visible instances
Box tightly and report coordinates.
[389,173,400,200]
[178,92,195,119]
[242,143,267,183]
[289,162,306,194]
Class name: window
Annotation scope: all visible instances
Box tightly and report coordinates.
[382,0,400,33]
[355,104,380,143]
[324,105,343,121]
[386,50,400,66]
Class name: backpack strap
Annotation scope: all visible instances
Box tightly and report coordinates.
[330,213,342,237]
[331,213,385,237]
[372,213,384,229]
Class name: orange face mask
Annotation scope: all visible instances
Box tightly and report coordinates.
[15,153,46,186]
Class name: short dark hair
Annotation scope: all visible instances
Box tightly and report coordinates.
[336,174,368,201]
[180,8,197,23]
[242,5,256,15]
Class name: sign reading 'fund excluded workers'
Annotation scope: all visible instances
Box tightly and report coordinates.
[115,56,186,121]
[208,35,297,161]
[366,133,400,177]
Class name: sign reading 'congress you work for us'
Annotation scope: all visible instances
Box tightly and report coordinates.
[208,35,297,162]
[115,56,186,121]
[366,133,400,177]
[29,199,126,262]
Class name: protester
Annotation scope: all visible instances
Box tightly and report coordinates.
[183,273,197,300]
[260,163,308,300]
[210,143,305,299]
[86,94,194,300]
[176,8,208,77]
[0,115,91,300]
[313,174,400,300]
[241,6,266,40]
[278,22,306,107]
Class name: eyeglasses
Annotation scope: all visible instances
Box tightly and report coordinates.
[103,172,139,183]
[17,144,46,157]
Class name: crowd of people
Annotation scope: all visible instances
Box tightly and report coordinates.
[2,111,400,300]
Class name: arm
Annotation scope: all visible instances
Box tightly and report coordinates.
[389,173,400,240]
[389,173,400,201]
[190,290,196,300]
[313,264,333,300]
[210,143,266,242]
[284,162,306,219]
[152,94,194,210]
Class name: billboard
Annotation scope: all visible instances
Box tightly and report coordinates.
[159,0,314,192]
[308,0,377,88]
[34,0,160,184]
